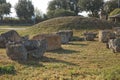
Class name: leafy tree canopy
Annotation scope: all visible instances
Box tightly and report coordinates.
[103,0,119,14]
[15,0,34,20]
[78,0,104,17]
[0,0,11,20]
[47,0,79,18]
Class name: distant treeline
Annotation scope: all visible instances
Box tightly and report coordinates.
[0,17,47,25]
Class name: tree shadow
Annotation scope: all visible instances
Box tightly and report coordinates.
[67,42,88,46]
[48,48,80,54]
[70,36,85,41]
[40,56,79,66]
[17,59,45,67]
[17,56,79,67]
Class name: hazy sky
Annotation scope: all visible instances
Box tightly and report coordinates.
[7,0,110,17]
[7,0,52,17]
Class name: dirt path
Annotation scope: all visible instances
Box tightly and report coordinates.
[0,28,27,30]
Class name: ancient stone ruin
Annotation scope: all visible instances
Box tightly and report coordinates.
[113,27,120,38]
[0,30,22,48]
[107,38,120,53]
[84,32,97,41]
[23,39,47,59]
[56,30,73,44]
[32,34,61,51]
[6,42,28,61]
[0,30,47,61]
[99,30,115,43]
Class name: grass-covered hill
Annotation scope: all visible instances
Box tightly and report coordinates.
[27,16,119,35]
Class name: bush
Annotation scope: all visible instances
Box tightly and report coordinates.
[0,65,15,74]
[109,8,120,16]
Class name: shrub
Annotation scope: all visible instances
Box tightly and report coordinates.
[0,65,15,74]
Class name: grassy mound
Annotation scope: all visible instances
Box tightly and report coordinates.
[27,16,119,35]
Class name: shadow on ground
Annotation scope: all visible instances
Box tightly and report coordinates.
[48,48,80,54]
[17,56,79,67]
[40,56,79,66]
[67,42,88,46]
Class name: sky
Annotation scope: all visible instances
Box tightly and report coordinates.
[7,0,109,17]
[7,0,52,17]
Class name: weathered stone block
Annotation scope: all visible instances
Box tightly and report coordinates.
[107,38,120,53]
[23,39,47,58]
[1,30,22,42]
[0,30,22,48]
[6,42,27,61]
[0,36,6,48]
[32,34,61,51]
[56,30,73,44]
[99,30,115,43]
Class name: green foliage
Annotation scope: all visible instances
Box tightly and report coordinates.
[78,0,104,17]
[47,0,79,18]
[34,8,45,22]
[15,0,34,20]
[48,0,69,10]
[109,8,120,16]
[104,0,118,14]
[0,65,15,74]
[47,9,75,18]
[54,9,76,17]
[0,0,11,20]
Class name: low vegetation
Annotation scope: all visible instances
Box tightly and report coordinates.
[0,65,15,74]
[26,16,119,36]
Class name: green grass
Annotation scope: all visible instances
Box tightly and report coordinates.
[0,36,120,80]
[26,16,120,36]
[0,16,120,79]
[0,65,15,74]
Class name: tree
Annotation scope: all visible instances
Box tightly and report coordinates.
[48,0,69,11]
[0,0,11,20]
[78,0,104,17]
[47,9,75,18]
[69,0,79,15]
[15,0,34,20]
[47,0,79,18]
[34,8,45,22]
[103,0,118,14]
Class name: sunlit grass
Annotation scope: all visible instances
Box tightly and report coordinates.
[0,38,120,80]
[0,16,120,79]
